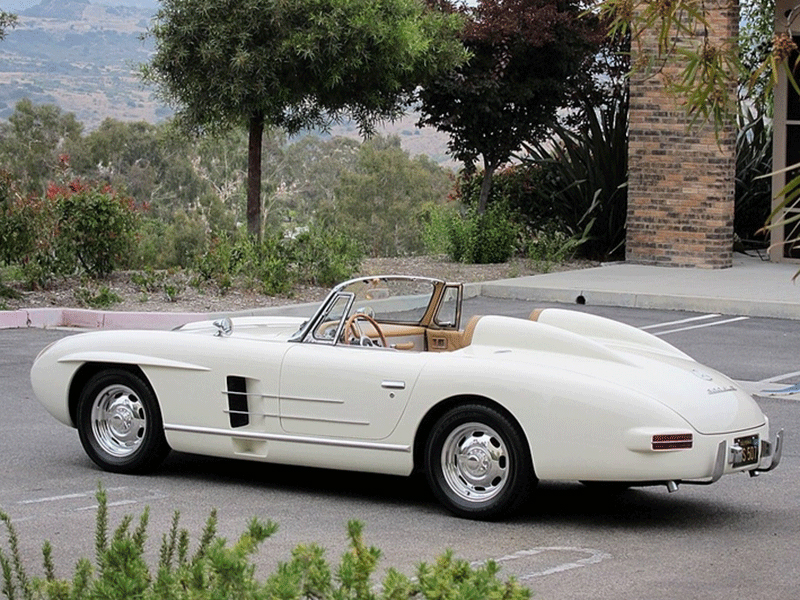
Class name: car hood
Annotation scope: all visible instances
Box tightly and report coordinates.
[177,315,308,341]
[467,312,765,435]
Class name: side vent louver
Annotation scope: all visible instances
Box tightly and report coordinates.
[226,376,249,428]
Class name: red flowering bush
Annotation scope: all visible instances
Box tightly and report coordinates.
[50,180,139,278]
[0,175,139,286]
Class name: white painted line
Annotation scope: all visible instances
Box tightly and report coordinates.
[76,500,138,512]
[653,316,750,336]
[17,487,128,505]
[641,314,721,330]
[759,370,800,384]
[473,546,612,580]
[18,492,90,505]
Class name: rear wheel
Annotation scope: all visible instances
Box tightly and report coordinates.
[77,368,170,473]
[424,404,533,520]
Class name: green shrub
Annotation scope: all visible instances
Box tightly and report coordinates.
[526,224,584,272]
[3,178,142,284]
[163,210,209,269]
[471,204,520,264]
[131,267,166,294]
[134,218,171,270]
[0,486,531,600]
[292,224,363,288]
[447,204,519,264]
[197,225,362,295]
[54,181,139,278]
[73,285,122,309]
[196,232,294,295]
[0,179,70,288]
[421,202,458,256]
[0,172,37,266]
[251,233,294,295]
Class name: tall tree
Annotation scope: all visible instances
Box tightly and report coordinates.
[0,99,83,194]
[418,0,603,213]
[142,0,466,240]
[334,135,452,256]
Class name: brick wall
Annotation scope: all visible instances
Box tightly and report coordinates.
[626,1,738,268]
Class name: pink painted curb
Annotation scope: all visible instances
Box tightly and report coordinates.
[0,308,211,330]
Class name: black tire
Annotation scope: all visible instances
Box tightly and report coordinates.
[77,368,170,473]
[424,404,534,520]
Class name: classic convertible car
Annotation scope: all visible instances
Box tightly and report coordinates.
[30,276,782,519]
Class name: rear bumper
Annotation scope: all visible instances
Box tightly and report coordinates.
[752,428,784,474]
[683,428,783,485]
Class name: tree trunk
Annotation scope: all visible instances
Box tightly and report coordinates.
[247,113,264,241]
[477,159,497,215]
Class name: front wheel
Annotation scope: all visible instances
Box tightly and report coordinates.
[77,368,170,473]
[424,404,534,520]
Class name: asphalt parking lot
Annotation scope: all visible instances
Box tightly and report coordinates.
[2,301,798,599]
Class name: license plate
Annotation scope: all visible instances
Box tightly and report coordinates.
[733,435,759,468]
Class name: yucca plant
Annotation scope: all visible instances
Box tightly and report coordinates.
[734,106,773,245]
[521,89,629,261]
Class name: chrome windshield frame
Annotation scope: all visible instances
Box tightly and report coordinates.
[288,275,445,344]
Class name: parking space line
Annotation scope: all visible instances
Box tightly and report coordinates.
[473,546,612,580]
[650,316,750,336]
[642,314,721,330]
[18,492,91,505]
[759,370,800,384]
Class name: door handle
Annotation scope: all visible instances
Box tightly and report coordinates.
[381,380,406,390]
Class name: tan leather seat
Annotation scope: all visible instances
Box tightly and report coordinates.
[459,315,483,347]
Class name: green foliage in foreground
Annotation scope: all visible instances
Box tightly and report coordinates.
[0,486,531,600]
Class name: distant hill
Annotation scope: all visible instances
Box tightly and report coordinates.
[0,0,162,125]
[0,0,456,165]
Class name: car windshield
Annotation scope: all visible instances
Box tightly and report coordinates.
[339,277,436,325]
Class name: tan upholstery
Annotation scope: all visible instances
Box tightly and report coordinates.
[426,315,482,352]
[460,315,483,346]
[529,308,544,321]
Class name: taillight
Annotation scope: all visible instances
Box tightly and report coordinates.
[652,433,693,450]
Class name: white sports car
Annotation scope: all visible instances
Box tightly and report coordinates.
[30,275,783,519]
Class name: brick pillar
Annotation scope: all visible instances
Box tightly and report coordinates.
[626,1,738,268]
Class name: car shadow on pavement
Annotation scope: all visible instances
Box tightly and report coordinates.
[514,482,737,530]
[158,452,740,528]
[159,451,437,506]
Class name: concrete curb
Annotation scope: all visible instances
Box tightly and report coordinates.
[478,282,800,320]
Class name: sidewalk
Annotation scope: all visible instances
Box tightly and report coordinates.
[480,254,800,320]
[2,254,798,329]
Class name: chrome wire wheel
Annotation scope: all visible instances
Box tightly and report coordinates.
[90,383,147,458]
[425,404,533,519]
[440,422,509,503]
[78,369,169,473]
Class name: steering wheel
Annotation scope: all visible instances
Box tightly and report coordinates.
[341,313,387,347]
